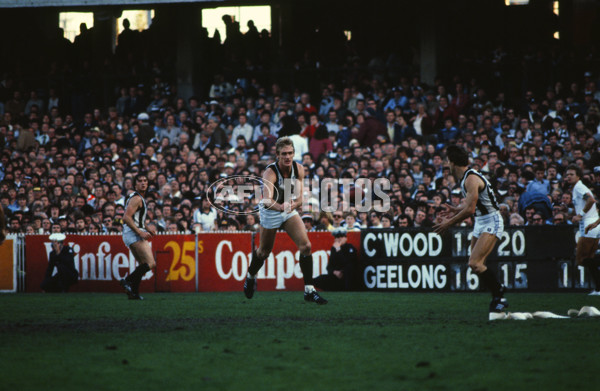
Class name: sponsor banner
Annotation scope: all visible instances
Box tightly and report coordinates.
[24,232,360,293]
[192,233,253,292]
[157,231,360,292]
[0,236,16,292]
[249,231,361,291]
[25,234,157,293]
[154,234,201,292]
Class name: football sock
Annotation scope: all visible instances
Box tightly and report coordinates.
[248,250,266,276]
[126,263,150,292]
[304,284,315,293]
[478,268,503,297]
[299,253,313,285]
[593,258,600,290]
[582,258,600,289]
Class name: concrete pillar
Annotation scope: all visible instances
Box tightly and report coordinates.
[175,5,203,101]
[419,0,451,85]
[419,11,437,86]
[93,10,116,59]
[572,0,600,45]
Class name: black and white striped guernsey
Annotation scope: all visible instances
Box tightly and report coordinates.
[459,168,499,217]
[124,191,147,229]
[265,161,299,204]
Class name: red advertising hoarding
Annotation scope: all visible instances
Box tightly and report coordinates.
[160,232,252,292]
[24,232,360,293]
[25,234,160,293]
[251,231,361,291]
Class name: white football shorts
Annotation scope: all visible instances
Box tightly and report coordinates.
[472,211,504,239]
[259,205,298,229]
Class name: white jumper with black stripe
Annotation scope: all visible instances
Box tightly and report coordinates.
[123,191,147,231]
[459,168,500,217]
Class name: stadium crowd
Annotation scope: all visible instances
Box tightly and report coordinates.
[2,19,600,236]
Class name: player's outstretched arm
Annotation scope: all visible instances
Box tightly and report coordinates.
[438,203,460,218]
[434,176,479,234]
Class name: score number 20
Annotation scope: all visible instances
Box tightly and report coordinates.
[453,229,526,257]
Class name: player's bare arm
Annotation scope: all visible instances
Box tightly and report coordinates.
[261,168,285,212]
[434,175,480,234]
[574,192,595,223]
[438,203,460,218]
[585,218,600,233]
[146,225,156,236]
[291,164,305,211]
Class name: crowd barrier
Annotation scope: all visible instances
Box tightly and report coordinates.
[0,226,589,293]
[19,231,360,293]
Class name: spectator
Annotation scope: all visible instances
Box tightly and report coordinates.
[526,165,551,195]
[230,113,253,148]
[160,114,182,145]
[4,33,600,236]
[193,196,217,232]
[381,214,394,228]
[355,109,388,147]
[313,228,357,291]
[532,212,545,226]
[343,212,361,231]
[315,211,334,231]
[41,233,78,293]
[509,213,525,226]
[309,125,333,161]
[301,214,314,232]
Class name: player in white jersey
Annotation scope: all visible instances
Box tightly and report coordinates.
[119,174,156,300]
[243,137,327,304]
[434,145,508,318]
[565,165,600,295]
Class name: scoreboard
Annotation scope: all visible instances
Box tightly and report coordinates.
[360,226,584,292]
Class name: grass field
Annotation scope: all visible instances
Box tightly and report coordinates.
[1,292,598,391]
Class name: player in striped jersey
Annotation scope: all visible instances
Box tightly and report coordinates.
[119,174,156,300]
[244,137,327,304]
[434,145,508,318]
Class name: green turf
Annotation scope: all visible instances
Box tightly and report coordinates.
[0,292,598,391]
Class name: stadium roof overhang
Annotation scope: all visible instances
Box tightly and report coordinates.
[0,0,221,8]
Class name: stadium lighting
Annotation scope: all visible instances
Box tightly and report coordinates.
[504,0,529,5]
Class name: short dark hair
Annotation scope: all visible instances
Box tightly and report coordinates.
[134,173,147,186]
[446,145,469,167]
[567,164,582,179]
